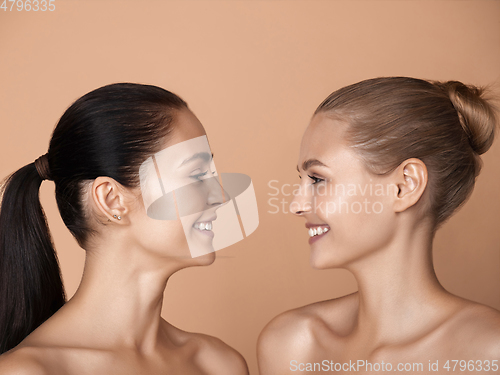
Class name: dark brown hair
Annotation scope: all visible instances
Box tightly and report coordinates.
[315,77,497,229]
[0,83,188,353]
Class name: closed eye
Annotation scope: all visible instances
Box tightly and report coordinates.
[190,171,209,180]
[190,170,217,180]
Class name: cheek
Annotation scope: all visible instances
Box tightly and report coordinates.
[138,217,191,258]
[311,192,394,266]
[176,186,206,214]
[180,212,216,258]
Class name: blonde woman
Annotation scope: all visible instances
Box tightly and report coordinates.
[258,77,500,374]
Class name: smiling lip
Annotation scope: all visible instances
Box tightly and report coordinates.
[305,223,330,245]
[196,215,217,223]
[193,216,217,238]
[305,222,328,228]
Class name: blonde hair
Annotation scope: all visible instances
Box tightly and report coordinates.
[316,77,498,229]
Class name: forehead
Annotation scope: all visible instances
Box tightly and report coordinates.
[298,113,351,168]
[155,135,212,167]
[165,108,207,148]
[140,109,212,187]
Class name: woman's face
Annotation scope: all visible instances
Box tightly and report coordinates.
[130,108,223,266]
[291,113,398,269]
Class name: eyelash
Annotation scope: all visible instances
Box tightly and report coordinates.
[298,174,325,184]
[191,170,215,180]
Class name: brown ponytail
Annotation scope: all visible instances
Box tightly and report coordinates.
[0,163,65,354]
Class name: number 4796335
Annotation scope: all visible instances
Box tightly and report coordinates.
[1,0,55,11]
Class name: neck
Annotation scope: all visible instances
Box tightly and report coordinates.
[347,223,460,345]
[64,236,183,353]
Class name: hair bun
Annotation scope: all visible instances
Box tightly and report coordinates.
[435,81,497,155]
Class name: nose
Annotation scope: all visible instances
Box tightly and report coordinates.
[205,175,228,207]
[290,183,312,216]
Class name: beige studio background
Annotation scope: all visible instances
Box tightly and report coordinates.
[1,0,499,373]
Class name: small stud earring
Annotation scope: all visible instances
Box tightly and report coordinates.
[113,215,117,218]
[117,216,121,220]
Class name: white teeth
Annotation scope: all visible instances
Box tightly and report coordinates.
[308,226,329,237]
[195,222,212,231]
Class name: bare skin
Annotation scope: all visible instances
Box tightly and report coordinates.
[0,109,249,375]
[257,113,500,375]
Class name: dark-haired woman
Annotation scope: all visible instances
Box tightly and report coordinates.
[0,83,248,374]
[258,78,500,374]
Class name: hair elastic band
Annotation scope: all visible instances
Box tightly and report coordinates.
[34,154,51,181]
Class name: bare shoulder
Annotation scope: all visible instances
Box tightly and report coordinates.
[257,305,323,373]
[163,322,248,375]
[258,304,326,349]
[257,293,358,374]
[450,302,500,356]
[0,347,49,375]
[258,292,358,347]
[193,333,249,375]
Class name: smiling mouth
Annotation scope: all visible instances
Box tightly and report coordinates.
[194,221,213,231]
[193,217,216,238]
[306,224,330,245]
[308,226,329,237]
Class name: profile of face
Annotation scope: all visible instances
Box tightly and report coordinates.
[100,109,207,268]
[136,108,259,262]
[291,113,399,269]
[133,109,228,263]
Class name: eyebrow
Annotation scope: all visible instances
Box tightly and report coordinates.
[297,158,329,172]
[179,152,214,167]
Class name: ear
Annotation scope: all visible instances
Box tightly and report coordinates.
[91,177,130,223]
[392,158,428,213]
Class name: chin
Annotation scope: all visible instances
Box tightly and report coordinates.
[192,251,216,266]
[310,251,332,269]
[309,247,347,269]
